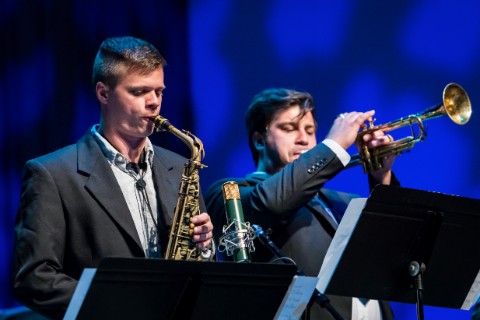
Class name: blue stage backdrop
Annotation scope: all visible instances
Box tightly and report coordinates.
[1,0,478,319]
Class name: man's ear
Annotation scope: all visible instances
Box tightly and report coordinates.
[252,132,265,151]
[96,82,110,104]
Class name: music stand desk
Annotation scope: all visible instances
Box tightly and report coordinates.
[317,185,480,312]
[66,258,298,320]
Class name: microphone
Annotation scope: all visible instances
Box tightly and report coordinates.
[219,181,255,263]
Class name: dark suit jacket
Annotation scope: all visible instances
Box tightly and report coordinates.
[12,129,205,319]
[205,143,395,320]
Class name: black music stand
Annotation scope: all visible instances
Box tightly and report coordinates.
[65,258,297,320]
[317,185,480,320]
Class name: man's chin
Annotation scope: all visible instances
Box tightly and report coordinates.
[143,123,156,136]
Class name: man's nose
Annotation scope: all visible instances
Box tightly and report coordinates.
[296,130,309,145]
[147,92,160,109]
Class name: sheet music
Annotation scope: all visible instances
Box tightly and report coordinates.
[316,198,367,293]
[64,268,97,319]
[274,275,318,320]
[463,267,480,310]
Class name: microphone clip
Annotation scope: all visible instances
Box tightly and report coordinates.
[218,220,256,257]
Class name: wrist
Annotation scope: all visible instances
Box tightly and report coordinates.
[371,170,392,185]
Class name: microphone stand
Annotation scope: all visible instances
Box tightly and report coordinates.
[252,225,344,320]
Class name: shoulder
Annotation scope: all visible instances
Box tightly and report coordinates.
[152,145,186,161]
[27,143,77,169]
[25,130,95,171]
[19,143,79,187]
[152,145,189,165]
[206,177,251,196]
[204,177,249,211]
[149,144,191,175]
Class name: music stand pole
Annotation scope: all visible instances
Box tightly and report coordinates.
[409,261,426,320]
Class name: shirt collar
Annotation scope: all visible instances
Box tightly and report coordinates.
[247,171,271,181]
[90,124,154,172]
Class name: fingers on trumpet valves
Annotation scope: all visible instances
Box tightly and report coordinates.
[363,131,393,145]
[375,133,394,145]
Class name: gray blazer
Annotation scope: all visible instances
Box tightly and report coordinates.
[13,129,201,319]
[205,143,395,320]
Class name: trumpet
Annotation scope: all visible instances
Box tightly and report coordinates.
[347,83,472,173]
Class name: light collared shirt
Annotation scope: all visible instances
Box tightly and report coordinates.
[352,299,383,320]
[91,125,161,258]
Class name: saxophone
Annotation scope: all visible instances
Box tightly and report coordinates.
[150,115,209,261]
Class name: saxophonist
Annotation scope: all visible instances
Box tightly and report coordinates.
[12,36,213,320]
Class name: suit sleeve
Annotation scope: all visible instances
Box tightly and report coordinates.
[239,143,343,219]
[13,160,76,320]
[206,143,345,243]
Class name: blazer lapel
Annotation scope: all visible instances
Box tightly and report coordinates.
[77,132,143,252]
[305,197,338,236]
[319,188,357,224]
[151,147,182,228]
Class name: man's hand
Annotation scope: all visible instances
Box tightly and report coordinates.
[362,129,396,184]
[326,110,397,184]
[325,110,376,150]
[191,212,213,249]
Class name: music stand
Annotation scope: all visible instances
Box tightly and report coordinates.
[317,185,480,320]
[65,258,297,320]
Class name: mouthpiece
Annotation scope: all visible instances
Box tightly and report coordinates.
[149,115,171,132]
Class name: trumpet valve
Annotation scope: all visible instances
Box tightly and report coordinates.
[368,117,376,128]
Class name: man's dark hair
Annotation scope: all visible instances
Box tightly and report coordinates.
[92,36,167,90]
[245,88,316,166]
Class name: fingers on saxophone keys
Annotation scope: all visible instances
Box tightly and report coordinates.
[191,224,212,237]
[195,238,212,249]
[192,231,213,243]
[193,225,211,234]
[191,213,207,224]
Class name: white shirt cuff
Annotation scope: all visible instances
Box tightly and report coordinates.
[322,139,351,167]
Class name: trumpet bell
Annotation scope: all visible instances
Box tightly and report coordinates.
[442,82,472,125]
